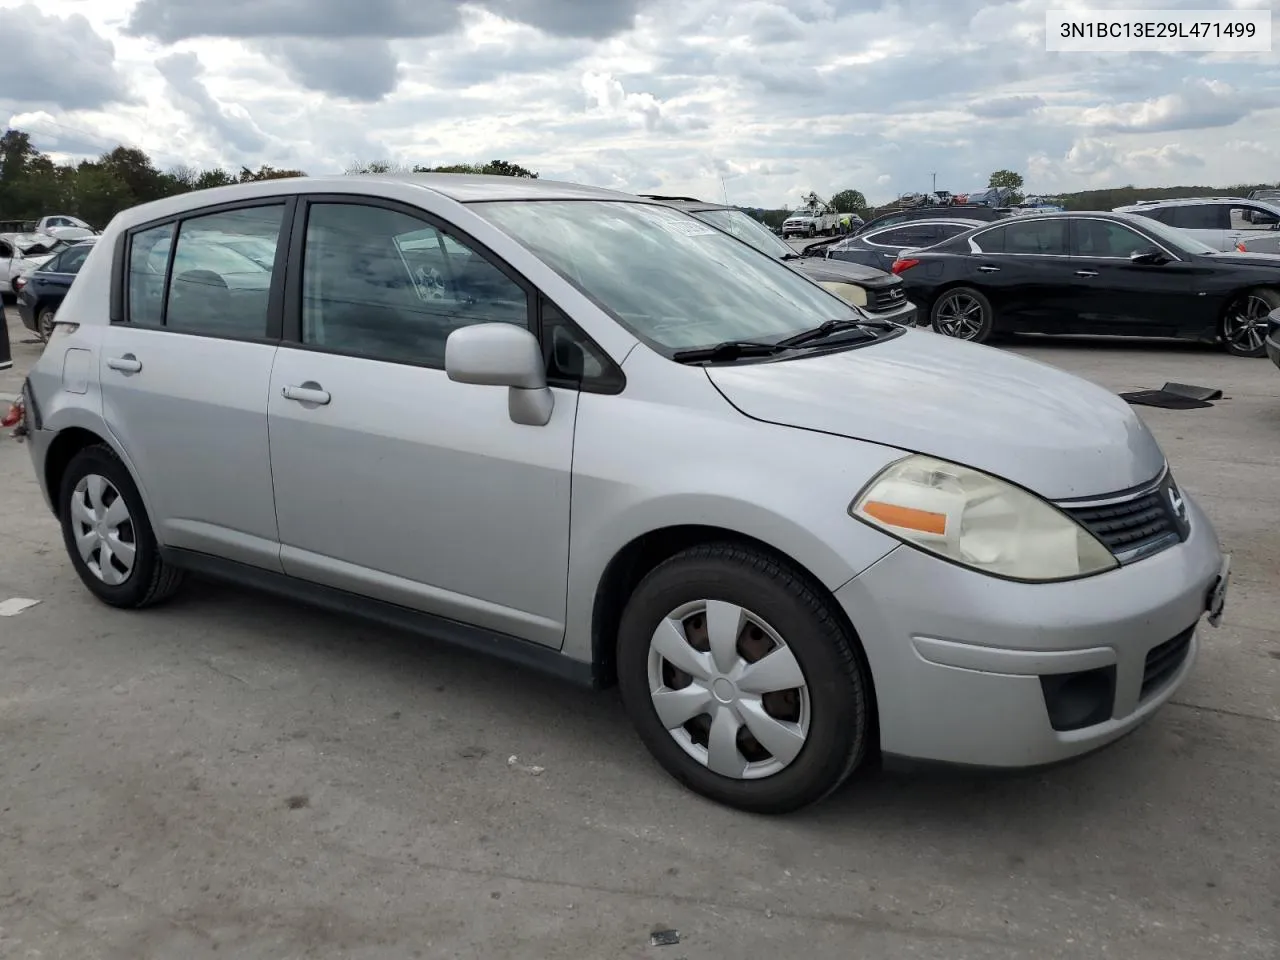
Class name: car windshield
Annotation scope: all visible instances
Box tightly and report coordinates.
[693,208,795,259]
[1131,216,1220,256]
[475,200,870,353]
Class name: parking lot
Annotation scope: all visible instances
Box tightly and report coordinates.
[1,305,1278,959]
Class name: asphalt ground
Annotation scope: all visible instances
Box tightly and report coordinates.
[1,304,1277,959]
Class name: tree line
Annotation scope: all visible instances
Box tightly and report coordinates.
[0,128,541,231]
[3,128,1275,233]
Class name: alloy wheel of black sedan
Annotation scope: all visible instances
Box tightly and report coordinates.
[1221,292,1279,358]
[931,288,993,343]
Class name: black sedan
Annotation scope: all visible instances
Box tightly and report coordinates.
[814,218,986,271]
[15,238,97,339]
[891,211,1280,357]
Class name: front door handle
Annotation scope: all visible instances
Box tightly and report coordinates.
[1075,270,1099,278]
[977,265,1000,273]
[106,354,142,374]
[282,382,331,405]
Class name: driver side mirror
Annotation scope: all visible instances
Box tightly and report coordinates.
[445,323,554,427]
[1129,248,1169,266]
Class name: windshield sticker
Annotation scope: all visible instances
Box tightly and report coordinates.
[665,219,720,238]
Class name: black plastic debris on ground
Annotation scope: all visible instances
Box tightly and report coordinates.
[1120,381,1223,410]
[649,928,681,947]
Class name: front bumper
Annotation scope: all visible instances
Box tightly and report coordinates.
[836,493,1223,768]
[867,298,919,327]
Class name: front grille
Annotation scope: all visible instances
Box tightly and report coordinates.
[867,285,908,313]
[1059,473,1188,563]
[1141,626,1194,699]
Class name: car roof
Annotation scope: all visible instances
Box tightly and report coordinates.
[865,217,986,231]
[107,174,658,232]
[1117,196,1248,209]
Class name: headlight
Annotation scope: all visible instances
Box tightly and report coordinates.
[850,455,1118,581]
[819,281,867,306]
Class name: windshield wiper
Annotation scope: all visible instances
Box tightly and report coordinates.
[671,340,788,364]
[776,318,894,348]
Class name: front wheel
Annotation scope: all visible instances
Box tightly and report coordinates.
[617,543,871,814]
[931,286,995,343]
[1220,288,1280,357]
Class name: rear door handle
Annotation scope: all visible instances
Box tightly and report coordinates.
[977,265,1000,273]
[282,383,331,405]
[1075,270,1099,278]
[106,355,142,374]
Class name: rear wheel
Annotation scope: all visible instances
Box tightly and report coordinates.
[58,444,185,608]
[37,306,57,341]
[1220,288,1280,358]
[931,286,994,343]
[617,543,871,814]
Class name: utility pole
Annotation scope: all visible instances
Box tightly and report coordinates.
[931,172,937,194]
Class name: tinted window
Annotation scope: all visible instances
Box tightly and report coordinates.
[975,219,1068,255]
[58,244,94,274]
[301,203,529,367]
[868,224,941,247]
[1163,205,1227,231]
[1072,220,1157,258]
[937,222,977,238]
[161,206,283,338]
[127,223,175,327]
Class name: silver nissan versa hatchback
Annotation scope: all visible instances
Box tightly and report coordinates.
[17,175,1231,813]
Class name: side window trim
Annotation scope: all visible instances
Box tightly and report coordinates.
[110,195,296,342]
[538,295,626,395]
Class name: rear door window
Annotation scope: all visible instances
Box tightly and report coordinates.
[1164,205,1228,230]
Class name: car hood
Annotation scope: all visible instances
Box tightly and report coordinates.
[791,257,893,285]
[705,331,1166,500]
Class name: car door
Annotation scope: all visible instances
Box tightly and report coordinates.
[1065,218,1215,335]
[99,199,290,570]
[962,218,1075,330]
[266,197,578,648]
[1229,203,1280,254]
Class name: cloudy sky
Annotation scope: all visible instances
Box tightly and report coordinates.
[2,0,1277,207]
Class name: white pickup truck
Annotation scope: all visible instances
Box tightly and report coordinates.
[782,205,840,238]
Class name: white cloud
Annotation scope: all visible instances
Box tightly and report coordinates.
[3,0,1278,208]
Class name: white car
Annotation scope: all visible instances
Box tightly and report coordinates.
[36,215,96,241]
[1,232,62,295]
[1115,198,1280,255]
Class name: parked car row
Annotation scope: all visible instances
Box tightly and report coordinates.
[7,173,1231,815]
[1114,196,1280,255]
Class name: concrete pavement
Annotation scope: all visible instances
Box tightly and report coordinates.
[1,307,1277,959]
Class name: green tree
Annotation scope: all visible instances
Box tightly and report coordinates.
[829,189,867,213]
[193,169,238,190]
[239,164,306,182]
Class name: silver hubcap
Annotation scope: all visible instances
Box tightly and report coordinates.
[70,474,136,586]
[1223,295,1270,353]
[647,600,810,780]
[935,294,986,339]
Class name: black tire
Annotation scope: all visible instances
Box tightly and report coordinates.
[807,224,816,237]
[37,306,57,341]
[931,286,995,343]
[1220,288,1280,358]
[58,444,184,608]
[617,543,871,814]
